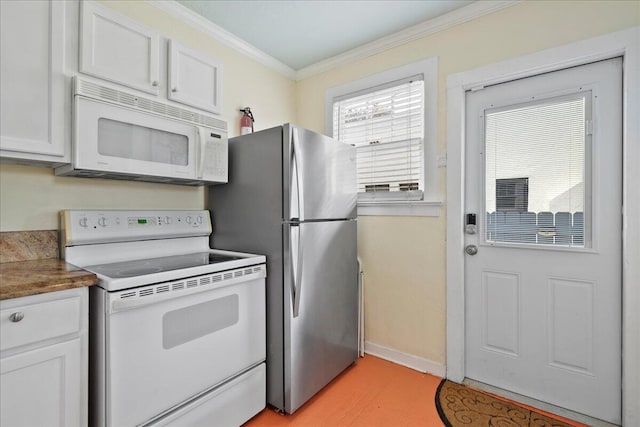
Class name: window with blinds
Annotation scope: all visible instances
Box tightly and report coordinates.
[332,76,424,201]
[484,93,590,247]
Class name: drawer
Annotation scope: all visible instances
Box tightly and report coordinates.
[1,295,82,352]
[153,363,266,427]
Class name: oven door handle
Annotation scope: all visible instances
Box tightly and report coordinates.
[290,223,303,317]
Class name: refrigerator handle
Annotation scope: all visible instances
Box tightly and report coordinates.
[291,127,305,221]
[290,224,303,317]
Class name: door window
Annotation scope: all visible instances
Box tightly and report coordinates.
[484,94,590,247]
[98,118,189,166]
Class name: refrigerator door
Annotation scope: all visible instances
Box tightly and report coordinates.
[283,219,358,413]
[284,124,357,222]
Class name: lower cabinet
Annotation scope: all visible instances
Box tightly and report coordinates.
[0,288,88,427]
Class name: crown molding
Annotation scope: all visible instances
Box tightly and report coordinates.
[146,0,521,82]
[145,0,297,79]
[296,0,522,80]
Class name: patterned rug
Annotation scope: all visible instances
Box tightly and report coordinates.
[435,380,577,427]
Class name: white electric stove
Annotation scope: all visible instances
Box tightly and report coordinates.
[61,210,266,427]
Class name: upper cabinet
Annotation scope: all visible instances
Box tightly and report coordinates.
[79,1,224,114]
[168,40,223,115]
[0,0,70,165]
[0,0,226,167]
[79,0,161,95]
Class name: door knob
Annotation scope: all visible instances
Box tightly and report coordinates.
[465,245,478,255]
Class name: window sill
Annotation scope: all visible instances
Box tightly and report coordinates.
[357,200,442,217]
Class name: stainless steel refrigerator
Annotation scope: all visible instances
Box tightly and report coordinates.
[209,124,358,414]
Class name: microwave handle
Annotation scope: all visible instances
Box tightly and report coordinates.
[197,127,206,179]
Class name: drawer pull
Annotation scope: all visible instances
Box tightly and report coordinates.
[9,312,24,322]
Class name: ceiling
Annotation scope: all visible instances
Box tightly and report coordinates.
[176,0,474,71]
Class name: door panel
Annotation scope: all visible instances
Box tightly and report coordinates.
[285,125,357,221]
[1,339,82,427]
[464,58,621,424]
[168,39,223,114]
[0,0,67,160]
[283,220,358,413]
[80,1,160,95]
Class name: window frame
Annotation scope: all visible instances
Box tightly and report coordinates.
[325,57,440,217]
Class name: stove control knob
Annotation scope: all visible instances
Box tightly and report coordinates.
[98,217,108,227]
[186,216,192,224]
[79,217,88,228]
[196,216,203,225]
[165,216,172,225]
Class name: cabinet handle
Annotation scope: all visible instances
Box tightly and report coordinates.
[172,87,178,93]
[9,312,24,322]
[151,80,159,87]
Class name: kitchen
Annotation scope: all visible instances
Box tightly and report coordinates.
[0,1,638,426]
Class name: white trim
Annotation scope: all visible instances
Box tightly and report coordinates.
[325,57,440,216]
[358,201,441,217]
[145,0,296,79]
[146,0,519,81]
[296,1,520,80]
[364,341,446,377]
[445,26,640,426]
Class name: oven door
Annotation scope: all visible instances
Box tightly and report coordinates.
[74,96,198,180]
[97,269,266,427]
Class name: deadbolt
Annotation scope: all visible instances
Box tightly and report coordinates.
[465,245,478,255]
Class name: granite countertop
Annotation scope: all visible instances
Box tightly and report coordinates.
[0,259,98,301]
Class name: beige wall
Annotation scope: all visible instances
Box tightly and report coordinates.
[0,0,296,231]
[296,0,639,365]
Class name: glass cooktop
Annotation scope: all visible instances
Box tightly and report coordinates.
[85,252,243,279]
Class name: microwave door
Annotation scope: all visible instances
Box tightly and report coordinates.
[75,97,198,180]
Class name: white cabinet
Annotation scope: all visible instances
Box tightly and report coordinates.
[0,288,88,427]
[1,339,83,427]
[168,40,223,114]
[80,1,223,114]
[0,0,70,165]
[80,0,160,95]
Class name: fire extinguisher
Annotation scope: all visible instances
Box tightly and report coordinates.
[239,107,254,135]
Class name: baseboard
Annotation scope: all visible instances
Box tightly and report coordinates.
[364,341,446,378]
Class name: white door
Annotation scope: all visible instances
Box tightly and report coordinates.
[1,339,83,427]
[0,0,68,162]
[464,58,621,424]
[168,40,223,114]
[80,0,160,95]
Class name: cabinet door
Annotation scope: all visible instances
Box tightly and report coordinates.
[80,0,160,95]
[0,0,67,161]
[168,40,223,114]
[0,338,83,427]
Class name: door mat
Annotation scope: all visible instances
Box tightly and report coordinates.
[435,379,579,427]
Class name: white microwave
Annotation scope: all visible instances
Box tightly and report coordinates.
[55,78,228,186]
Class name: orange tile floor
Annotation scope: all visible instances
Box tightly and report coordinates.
[243,354,586,427]
[244,355,444,426]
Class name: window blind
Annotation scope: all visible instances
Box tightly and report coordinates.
[332,76,424,200]
[484,94,589,247]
